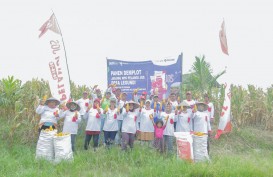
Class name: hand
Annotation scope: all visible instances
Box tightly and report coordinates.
[40,100,45,105]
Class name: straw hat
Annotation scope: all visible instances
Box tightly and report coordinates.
[66,101,81,111]
[124,100,140,109]
[196,102,208,110]
[178,101,190,109]
[45,97,60,106]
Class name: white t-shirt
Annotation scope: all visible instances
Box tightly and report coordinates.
[103,108,119,131]
[84,108,104,131]
[184,99,196,114]
[121,109,139,134]
[206,102,215,119]
[139,108,154,132]
[36,105,59,124]
[160,112,177,136]
[59,110,81,134]
[117,100,126,120]
[192,111,211,133]
[170,100,178,110]
[76,98,90,115]
[176,111,192,132]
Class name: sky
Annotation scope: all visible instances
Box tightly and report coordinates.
[0,0,272,90]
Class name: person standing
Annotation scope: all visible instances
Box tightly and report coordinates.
[138,100,155,146]
[121,101,140,151]
[59,101,81,152]
[84,98,104,151]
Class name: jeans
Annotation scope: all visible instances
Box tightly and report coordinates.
[98,117,105,144]
[115,120,123,145]
[84,134,99,150]
[122,132,135,150]
[71,134,76,152]
[104,131,117,147]
[164,135,173,153]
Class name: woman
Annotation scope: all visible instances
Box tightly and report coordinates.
[103,98,119,148]
[138,100,155,146]
[84,98,104,151]
[121,100,140,151]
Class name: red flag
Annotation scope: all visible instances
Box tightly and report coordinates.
[219,20,229,55]
[39,14,61,38]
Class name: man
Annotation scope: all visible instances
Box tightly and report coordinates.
[76,91,90,135]
[183,91,196,131]
[169,93,178,111]
[115,92,127,145]
[204,93,215,128]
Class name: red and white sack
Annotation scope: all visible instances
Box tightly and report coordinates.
[53,134,73,163]
[36,130,57,161]
[192,135,210,162]
[174,132,194,162]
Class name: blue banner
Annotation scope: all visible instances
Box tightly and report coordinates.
[107,54,183,100]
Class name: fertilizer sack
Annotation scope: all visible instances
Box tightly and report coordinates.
[174,132,194,162]
[192,134,210,162]
[36,130,57,161]
[53,134,73,163]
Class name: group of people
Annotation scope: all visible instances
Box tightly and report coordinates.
[36,85,214,154]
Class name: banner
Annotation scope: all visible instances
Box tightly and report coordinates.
[215,83,232,139]
[39,14,71,102]
[107,54,182,100]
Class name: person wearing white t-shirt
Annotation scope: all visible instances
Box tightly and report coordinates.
[204,94,215,128]
[83,98,104,151]
[121,101,140,151]
[176,101,192,132]
[138,100,155,145]
[115,92,127,145]
[160,102,177,154]
[59,101,81,152]
[103,98,119,148]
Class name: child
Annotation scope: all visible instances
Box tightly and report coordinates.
[59,101,81,152]
[151,116,168,153]
[176,101,192,132]
[84,98,104,151]
[36,97,60,134]
[138,100,155,146]
[103,98,119,148]
[160,102,177,154]
[121,100,140,151]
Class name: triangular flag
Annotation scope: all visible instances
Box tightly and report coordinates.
[39,14,61,38]
[219,20,229,55]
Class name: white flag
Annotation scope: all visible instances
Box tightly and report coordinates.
[39,14,71,102]
[215,83,232,139]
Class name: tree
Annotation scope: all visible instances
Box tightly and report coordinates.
[183,55,226,98]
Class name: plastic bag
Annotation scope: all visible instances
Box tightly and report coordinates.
[36,130,57,161]
[174,132,194,162]
[53,134,73,163]
[192,134,210,162]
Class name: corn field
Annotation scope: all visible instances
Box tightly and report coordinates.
[0,76,272,145]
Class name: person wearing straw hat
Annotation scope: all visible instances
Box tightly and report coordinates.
[176,101,192,132]
[103,98,120,148]
[138,100,155,146]
[121,100,140,151]
[59,101,81,152]
[36,97,60,134]
[192,102,212,153]
[160,101,177,154]
[115,92,127,145]
[191,102,211,134]
[83,98,104,151]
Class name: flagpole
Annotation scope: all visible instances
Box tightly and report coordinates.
[51,10,73,99]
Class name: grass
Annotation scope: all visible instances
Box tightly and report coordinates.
[1,124,273,177]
